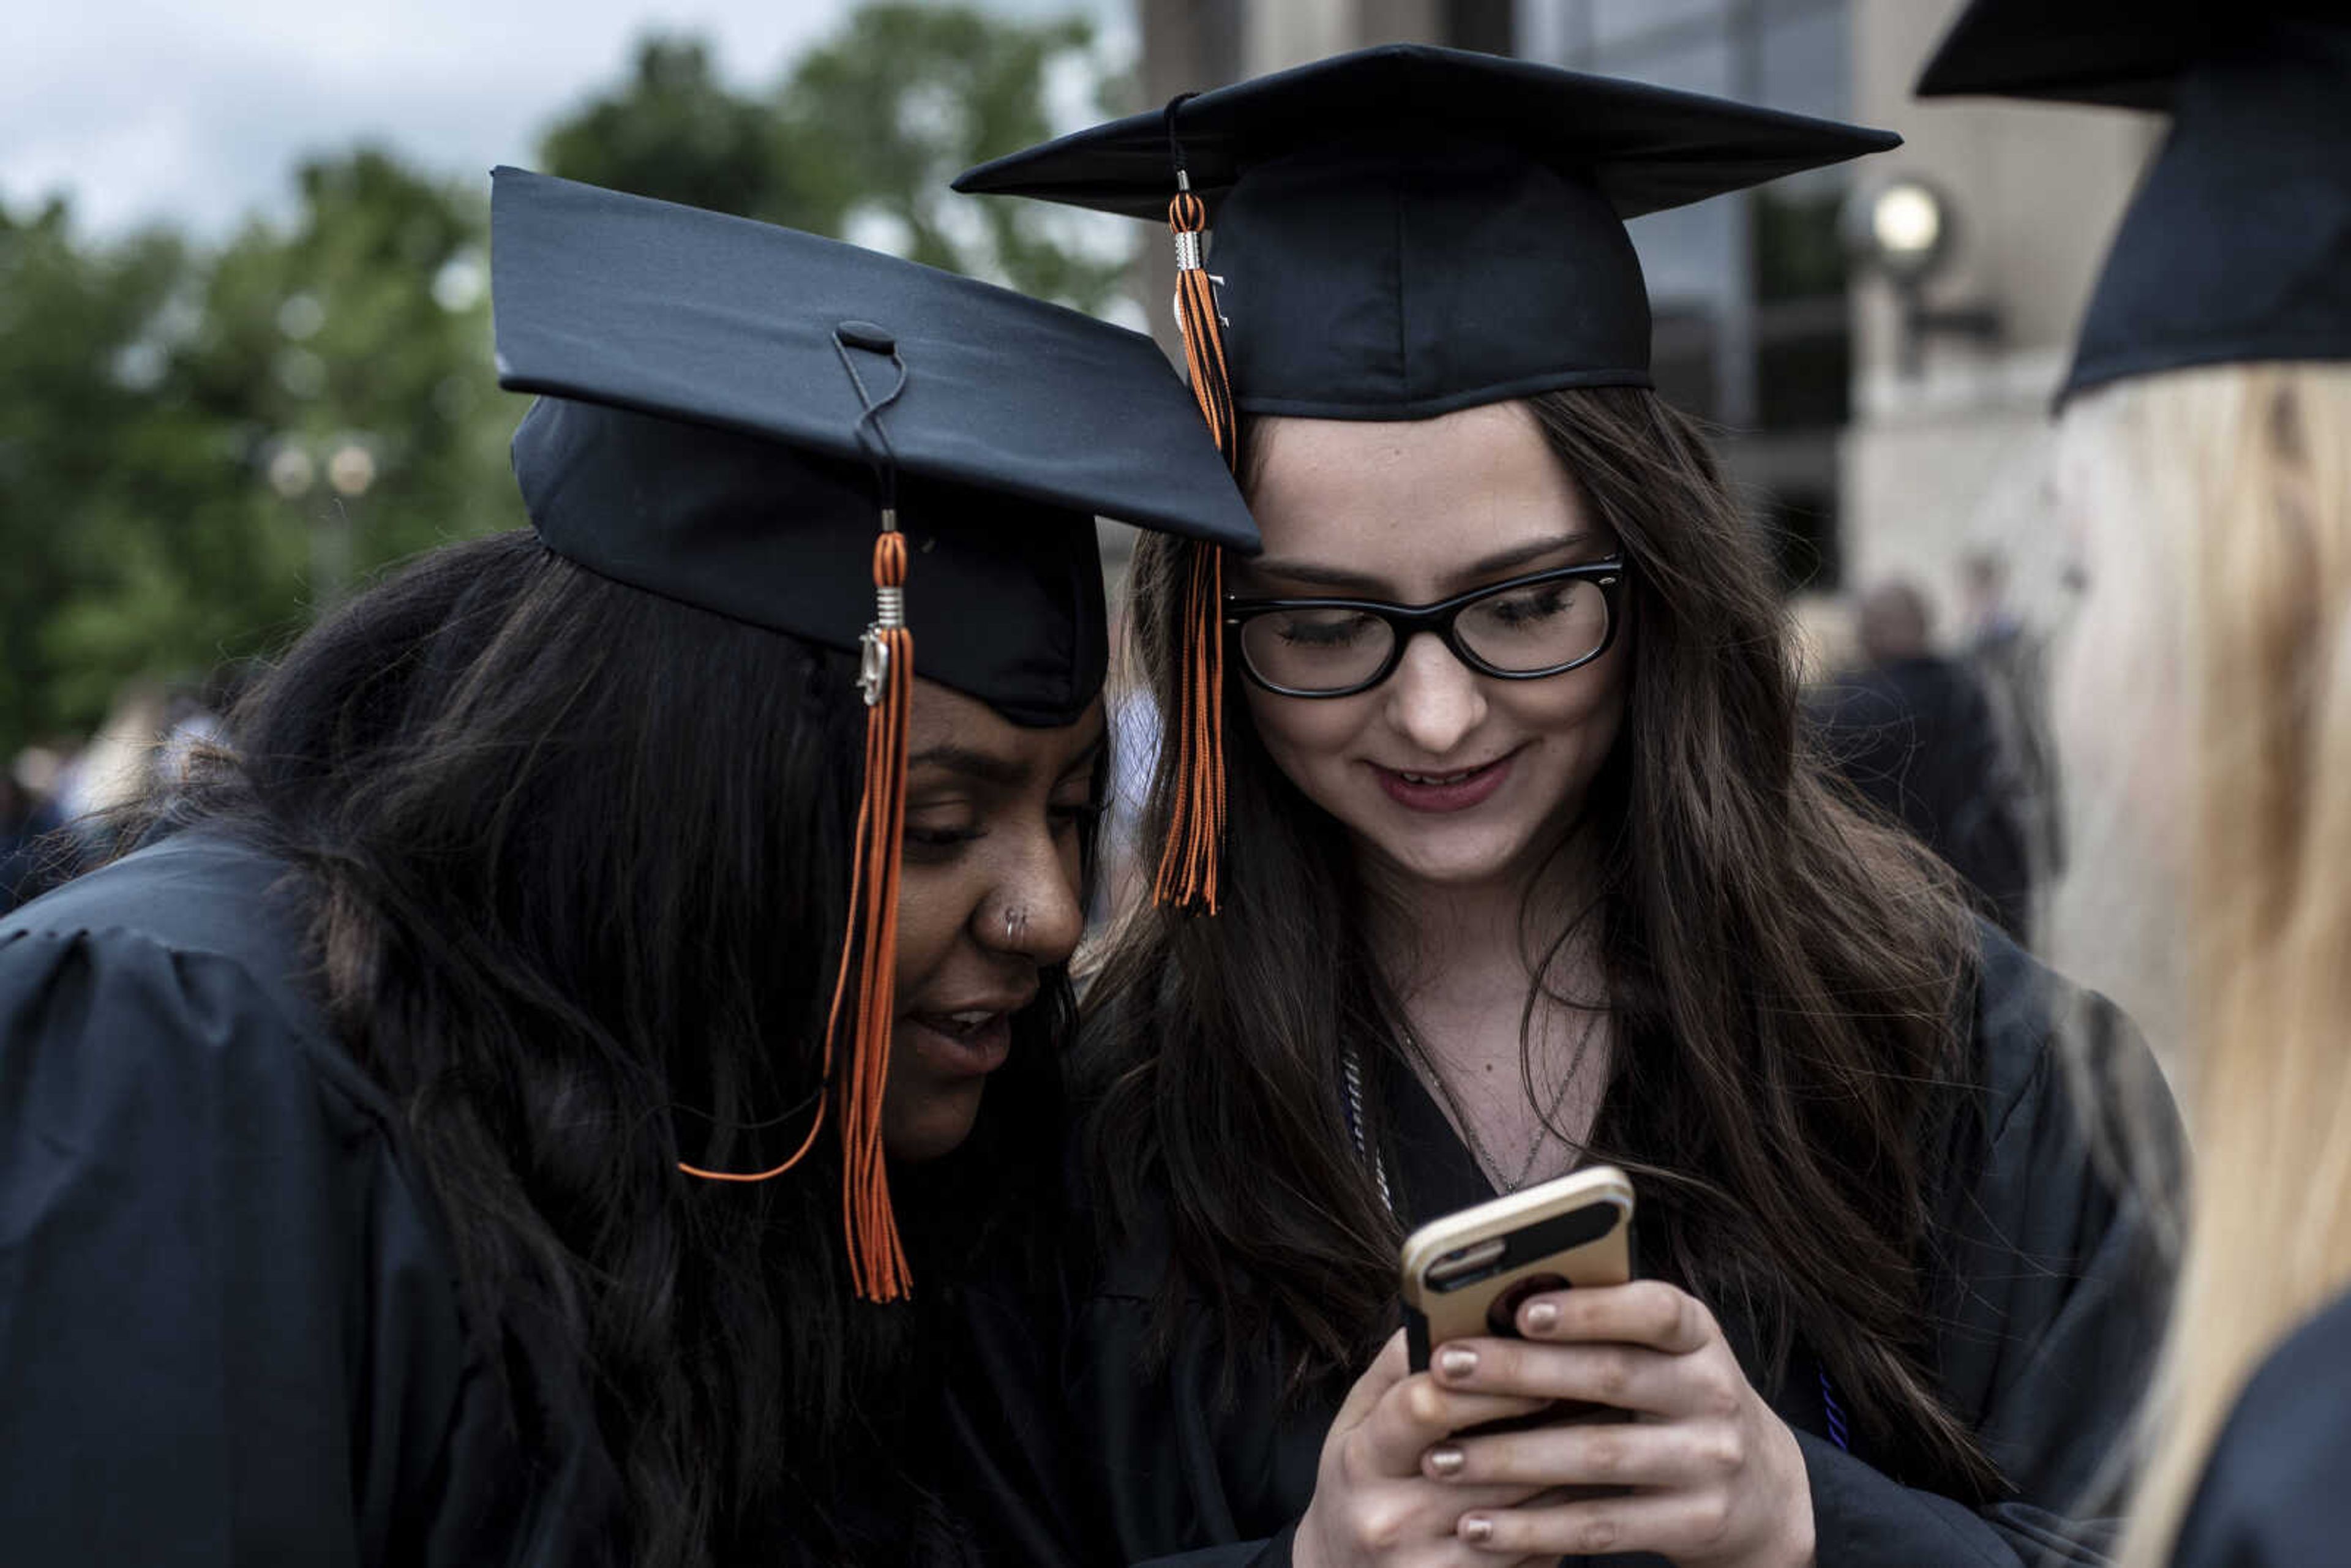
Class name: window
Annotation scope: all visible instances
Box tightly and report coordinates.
[1517,0,1858,587]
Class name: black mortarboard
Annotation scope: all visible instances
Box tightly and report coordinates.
[492,166,1259,727]
[1916,5,2351,400]
[953,43,1901,421]
[490,167,1256,1299]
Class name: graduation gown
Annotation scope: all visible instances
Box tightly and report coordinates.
[2166,1289,2351,1567]
[0,830,629,1565]
[951,928,2176,1567]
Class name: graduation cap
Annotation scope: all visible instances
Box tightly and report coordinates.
[952,43,1897,910]
[1916,4,2351,400]
[954,43,1900,421]
[491,167,1256,1300]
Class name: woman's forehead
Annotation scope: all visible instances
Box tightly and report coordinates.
[1244,403,1595,580]
[907,680,1106,782]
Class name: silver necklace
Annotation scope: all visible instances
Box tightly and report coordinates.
[1404,1004,1603,1196]
[1341,1047,1394,1212]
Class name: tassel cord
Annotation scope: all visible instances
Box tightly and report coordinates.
[841,561,913,1299]
[677,327,915,1307]
[1155,102,1240,915]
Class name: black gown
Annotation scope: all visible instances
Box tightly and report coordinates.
[0,830,625,1564]
[2167,1289,2351,1567]
[951,929,2177,1567]
[0,828,984,1566]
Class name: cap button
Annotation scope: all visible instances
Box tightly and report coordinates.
[836,320,896,354]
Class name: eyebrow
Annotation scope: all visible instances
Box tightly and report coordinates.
[907,745,1027,787]
[1245,532,1599,596]
[907,730,1106,789]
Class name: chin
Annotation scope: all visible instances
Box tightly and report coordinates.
[1373,827,1551,888]
[881,1081,987,1163]
[1352,813,1552,887]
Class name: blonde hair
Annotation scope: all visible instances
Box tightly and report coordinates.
[2061,363,2351,1565]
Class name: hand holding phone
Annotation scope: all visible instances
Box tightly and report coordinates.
[1289,1168,1641,1568]
[1398,1179,1818,1567]
[1399,1165,1635,1373]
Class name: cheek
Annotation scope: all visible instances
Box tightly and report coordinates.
[889,860,967,998]
[881,861,985,1164]
[1241,685,1371,778]
[1495,645,1629,806]
[1517,646,1627,743]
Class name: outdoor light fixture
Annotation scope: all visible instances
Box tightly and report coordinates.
[1842,173,2001,377]
[1865,181,1946,279]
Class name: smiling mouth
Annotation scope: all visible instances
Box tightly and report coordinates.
[1370,749,1520,813]
[901,999,1026,1077]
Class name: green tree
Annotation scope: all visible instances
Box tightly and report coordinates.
[0,200,209,746]
[177,144,521,568]
[778,4,1134,312]
[538,4,1135,312]
[0,151,523,752]
[1,3,1133,760]
[538,36,836,230]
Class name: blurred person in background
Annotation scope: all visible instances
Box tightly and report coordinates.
[1,669,242,913]
[0,772,33,910]
[1810,579,2034,940]
[1921,4,2351,1566]
[953,46,2173,1568]
[0,171,1252,1568]
[1960,550,2065,883]
[0,746,74,915]
[17,678,174,898]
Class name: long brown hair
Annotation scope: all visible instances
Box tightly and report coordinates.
[1084,384,2001,1499]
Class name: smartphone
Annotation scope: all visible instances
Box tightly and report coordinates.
[1400,1164,1635,1373]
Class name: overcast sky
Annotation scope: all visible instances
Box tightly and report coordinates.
[5,0,1132,242]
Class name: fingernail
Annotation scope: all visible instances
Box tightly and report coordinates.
[1523,1300,1559,1334]
[1437,1346,1479,1379]
[1460,1515,1494,1544]
[1425,1444,1465,1478]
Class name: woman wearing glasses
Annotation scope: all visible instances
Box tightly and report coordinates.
[950,46,2174,1568]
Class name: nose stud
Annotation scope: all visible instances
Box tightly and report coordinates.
[1003,906,1029,944]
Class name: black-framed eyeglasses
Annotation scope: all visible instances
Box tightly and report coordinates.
[1224,560,1628,699]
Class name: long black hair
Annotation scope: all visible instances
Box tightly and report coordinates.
[164,529,1074,1565]
[1088,386,2001,1500]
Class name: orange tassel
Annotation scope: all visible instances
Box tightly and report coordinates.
[1168,189,1236,465]
[839,528,913,1301]
[1156,180,1236,914]
[1152,539,1227,912]
[678,530,912,1305]
[679,324,913,1303]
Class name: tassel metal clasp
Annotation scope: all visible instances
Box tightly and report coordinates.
[858,503,905,708]
[1169,272,1230,335]
[858,585,906,706]
[857,628,891,707]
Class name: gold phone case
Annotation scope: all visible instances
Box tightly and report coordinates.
[1399,1165,1634,1371]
